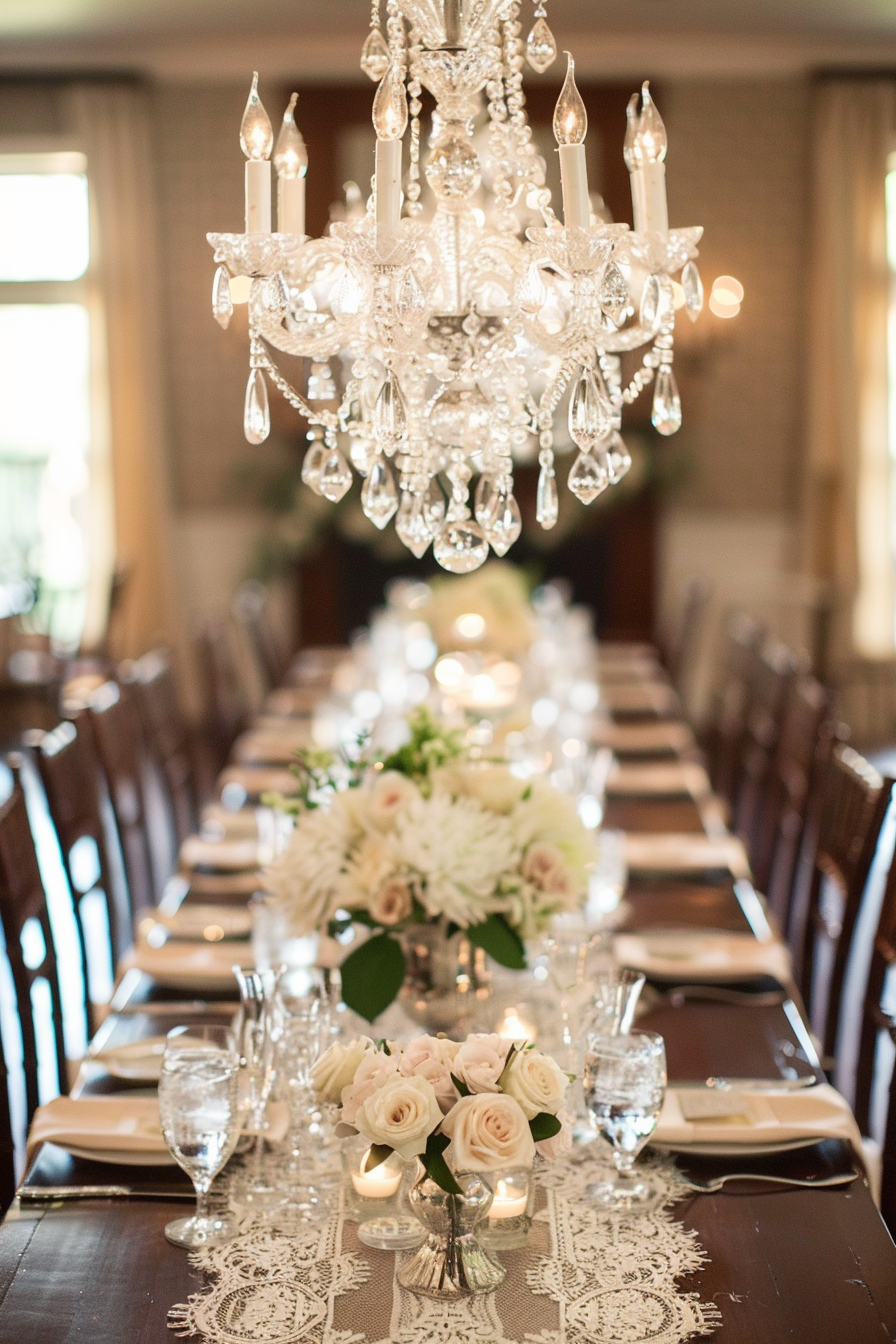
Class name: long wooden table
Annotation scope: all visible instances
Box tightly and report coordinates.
[1,672,895,1342]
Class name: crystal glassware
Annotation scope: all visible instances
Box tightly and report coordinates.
[232,966,288,1211]
[583,1029,666,1210]
[158,1025,242,1248]
[274,967,328,1210]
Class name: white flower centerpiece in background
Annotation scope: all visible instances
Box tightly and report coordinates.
[264,706,596,1022]
[313,1031,570,1293]
[420,561,537,659]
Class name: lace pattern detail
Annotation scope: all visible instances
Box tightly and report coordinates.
[169,1148,721,1344]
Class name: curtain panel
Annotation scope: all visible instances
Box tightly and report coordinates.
[805,78,896,659]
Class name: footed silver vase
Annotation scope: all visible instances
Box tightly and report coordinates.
[397,1172,506,1298]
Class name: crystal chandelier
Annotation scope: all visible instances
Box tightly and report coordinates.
[208,0,703,572]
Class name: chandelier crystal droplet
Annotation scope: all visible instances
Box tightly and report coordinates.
[208,2,704,570]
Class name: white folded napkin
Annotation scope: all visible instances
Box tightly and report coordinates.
[27,1096,167,1161]
[599,684,679,715]
[218,765,300,799]
[623,832,751,879]
[119,939,254,989]
[615,928,792,984]
[652,1083,862,1154]
[593,721,696,754]
[233,726,313,766]
[154,904,253,941]
[200,805,260,842]
[186,871,262,898]
[180,835,260,873]
[264,687,322,716]
[608,760,710,799]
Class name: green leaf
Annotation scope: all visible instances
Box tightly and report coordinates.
[529,1111,563,1142]
[450,1072,470,1097]
[466,914,526,970]
[339,934,406,1022]
[362,1143,393,1173]
[421,1131,462,1195]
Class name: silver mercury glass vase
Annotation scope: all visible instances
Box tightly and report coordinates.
[397,1171,507,1298]
[399,923,492,1032]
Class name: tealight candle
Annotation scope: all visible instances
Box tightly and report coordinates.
[351,1150,402,1199]
[490,1178,530,1220]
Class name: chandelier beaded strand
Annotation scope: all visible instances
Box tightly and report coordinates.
[208,0,703,572]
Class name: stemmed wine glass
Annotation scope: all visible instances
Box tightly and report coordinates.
[274,967,328,1208]
[232,966,288,1211]
[158,1024,242,1248]
[544,918,608,1068]
[583,1030,666,1210]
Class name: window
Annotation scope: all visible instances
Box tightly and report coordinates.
[0,151,99,648]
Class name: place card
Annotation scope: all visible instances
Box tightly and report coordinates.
[678,1091,755,1123]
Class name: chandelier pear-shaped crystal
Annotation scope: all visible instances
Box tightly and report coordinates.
[208,0,704,570]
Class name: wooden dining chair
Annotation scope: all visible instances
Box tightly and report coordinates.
[791,745,894,1064]
[758,675,836,922]
[703,611,765,806]
[853,851,896,1232]
[85,680,164,917]
[731,638,799,851]
[34,715,133,1026]
[0,761,68,1126]
[663,577,709,698]
[122,648,198,845]
[193,620,251,774]
[232,580,287,696]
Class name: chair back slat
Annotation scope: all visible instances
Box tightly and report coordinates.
[232,581,287,695]
[0,765,68,1121]
[795,746,893,1060]
[753,674,834,905]
[704,611,765,804]
[664,578,709,696]
[35,716,133,1006]
[194,622,250,774]
[122,649,198,845]
[86,682,161,916]
[732,639,798,851]
[853,846,896,1233]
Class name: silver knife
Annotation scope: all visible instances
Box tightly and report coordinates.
[19,1185,196,1202]
[668,1076,818,1092]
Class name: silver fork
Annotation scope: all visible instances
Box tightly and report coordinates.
[676,1170,858,1193]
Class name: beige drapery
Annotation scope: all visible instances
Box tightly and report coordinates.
[65,82,183,661]
[804,78,896,658]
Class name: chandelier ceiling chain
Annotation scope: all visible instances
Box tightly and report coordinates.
[208,0,704,572]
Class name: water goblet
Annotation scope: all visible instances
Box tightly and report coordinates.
[583,1030,666,1210]
[158,1024,242,1248]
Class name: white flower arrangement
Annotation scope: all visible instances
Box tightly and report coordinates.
[264,708,597,1019]
[312,1032,571,1193]
[420,561,537,658]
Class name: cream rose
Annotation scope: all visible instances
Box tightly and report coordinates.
[503,1048,569,1120]
[367,771,420,831]
[399,1034,460,1114]
[453,1034,509,1094]
[311,1036,373,1105]
[355,1074,442,1159]
[521,842,575,897]
[369,877,413,926]
[340,1048,399,1124]
[441,1092,535,1172]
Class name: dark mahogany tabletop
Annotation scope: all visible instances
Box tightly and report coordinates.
[1,720,895,1343]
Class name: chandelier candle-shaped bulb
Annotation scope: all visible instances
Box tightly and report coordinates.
[241,73,273,233]
[625,82,668,235]
[373,64,408,258]
[554,54,590,232]
[274,93,308,236]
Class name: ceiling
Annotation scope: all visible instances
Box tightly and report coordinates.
[3,0,896,79]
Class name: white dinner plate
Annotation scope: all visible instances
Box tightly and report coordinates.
[91,1038,167,1082]
[57,1142,177,1166]
[651,1136,825,1157]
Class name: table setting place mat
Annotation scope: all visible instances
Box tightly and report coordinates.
[608,759,710,799]
[651,1082,862,1155]
[614,927,792,984]
[218,765,301,801]
[592,719,696,755]
[231,726,314,766]
[599,682,680,715]
[264,686,324,717]
[185,871,263,899]
[150,903,253,942]
[118,937,255,990]
[200,804,261,843]
[180,835,260,874]
[623,831,752,879]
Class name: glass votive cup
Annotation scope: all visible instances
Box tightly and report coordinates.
[481,1167,535,1250]
[341,1135,424,1250]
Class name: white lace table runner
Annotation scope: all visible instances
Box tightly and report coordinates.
[169,1147,721,1344]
